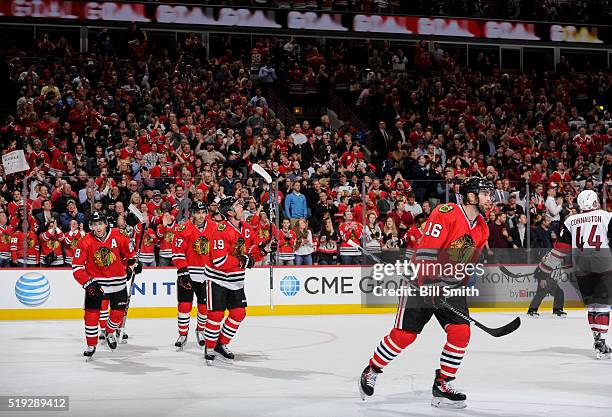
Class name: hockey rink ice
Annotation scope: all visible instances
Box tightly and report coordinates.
[1,311,611,417]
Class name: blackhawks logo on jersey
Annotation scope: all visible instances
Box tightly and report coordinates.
[193,236,210,255]
[94,247,117,267]
[119,228,130,236]
[27,237,36,249]
[232,237,246,256]
[144,234,154,246]
[164,231,174,242]
[1,233,10,244]
[176,224,186,233]
[448,234,475,264]
[47,239,60,249]
[258,228,269,239]
[217,223,227,232]
[70,238,79,249]
[439,204,454,213]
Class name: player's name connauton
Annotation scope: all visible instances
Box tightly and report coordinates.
[372,285,480,298]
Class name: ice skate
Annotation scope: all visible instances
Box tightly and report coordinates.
[431,369,467,409]
[594,335,611,359]
[98,329,107,340]
[204,347,216,366]
[117,330,128,344]
[527,309,539,318]
[83,346,96,361]
[175,335,188,351]
[214,343,235,361]
[358,365,381,400]
[552,309,567,318]
[105,332,117,350]
[196,330,205,347]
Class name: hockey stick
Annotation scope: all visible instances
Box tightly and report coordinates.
[252,163,273,184]
[499,265,535,279]
[252,163,275,310]
[348,241,521,338]
[116,204,147,343]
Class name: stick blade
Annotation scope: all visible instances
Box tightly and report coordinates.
[481,317,521,337]
[252,163,272,184]
[128,204,147,223]
[347,240,361,250]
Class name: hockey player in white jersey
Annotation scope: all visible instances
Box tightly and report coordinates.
[535,190,612,359]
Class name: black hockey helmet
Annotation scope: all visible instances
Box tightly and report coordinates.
[89,211,108,227]
[218,196,238,218]
[190,200,208,213]
[459,176,494,200]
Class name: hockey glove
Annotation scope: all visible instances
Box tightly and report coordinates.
[83,280,104,299]
[421,282,449,309]
[258,238,278,255]
[127,259,143,274]
[238,254,256,269]
[177,267,193,290]
[269,238,278,253]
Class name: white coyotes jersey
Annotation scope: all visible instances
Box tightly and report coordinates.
[560,209,612,276]
[562,209,611,249]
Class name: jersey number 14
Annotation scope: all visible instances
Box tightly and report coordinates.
[576,225,602,249]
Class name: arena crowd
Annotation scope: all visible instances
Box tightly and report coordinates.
[1,22,611,267]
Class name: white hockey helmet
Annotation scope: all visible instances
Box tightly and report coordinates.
[577,190,599,211]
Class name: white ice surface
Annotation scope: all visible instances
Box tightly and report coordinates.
[0,311,611,417]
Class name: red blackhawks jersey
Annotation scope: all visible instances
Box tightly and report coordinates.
[172,220,217,283]
[278,228,297,261]
[72,228,136,293]
[0,224,13,261]
[205,220,265,290]
[10,230,40,265]
[338,221,363,257]
[64,229,85,265]
[40,229,65,264]
[134,224,157,264]
[156,222,177,259]
[413,203,489,285]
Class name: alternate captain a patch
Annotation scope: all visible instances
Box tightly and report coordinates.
[439,204,454,213]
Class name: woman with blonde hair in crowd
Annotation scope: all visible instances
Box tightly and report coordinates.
[363,210,382,253]
[293,218,315,265]
[381,216,402,262]
[130,192,142,207]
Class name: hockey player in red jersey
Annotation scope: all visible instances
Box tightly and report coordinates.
[358,177,493,409]
[171,200,218,350]
[72,212,141,359]
[533,190,612,359]
[203,197,276,365]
